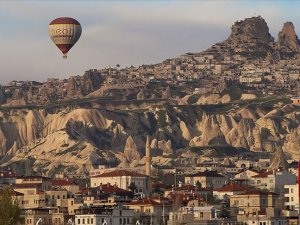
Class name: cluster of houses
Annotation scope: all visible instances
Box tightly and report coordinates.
[5,48,300,106]
[0,154,299,225]
[95,51,300,96]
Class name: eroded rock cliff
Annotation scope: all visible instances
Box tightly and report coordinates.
[0,97,299,176]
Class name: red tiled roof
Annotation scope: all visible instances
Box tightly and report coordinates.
[92,170,147,178]
[214,183,250,192]
[125,198,171,206]
[12,183,41,189]
[80,183,133,196]
[236,168,260,175]
[251,171,272,178]
[166,184,210,192]
[167,192,202,204]
[101,184,132,195]
[52,179,74,186]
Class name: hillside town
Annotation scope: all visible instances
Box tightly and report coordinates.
[0,15,300,225]
[2,17,300,107]
[0,136,299,225]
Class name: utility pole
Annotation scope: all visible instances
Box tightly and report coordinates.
[174,168,177,187]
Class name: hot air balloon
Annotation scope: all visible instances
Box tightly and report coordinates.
[48,17,82,59]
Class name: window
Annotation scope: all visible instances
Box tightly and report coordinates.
[87,218,90,224]
[291,188,293,193]
[200,212,204,218]
[91,218,93,224]
[120,218,122,224]
[291,197,294,202]
[78,219,80,224]
[83,219,85,224]
[257,180,261,184]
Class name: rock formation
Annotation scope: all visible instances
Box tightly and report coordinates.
[268,147,289,171]
[136,89,145,100]
[124,135,141,162]
[228,16,274,44]
[278,22,300,52]
[217,16,275,58]
[0,98,298,177]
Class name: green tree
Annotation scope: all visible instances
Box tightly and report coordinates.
[128,182,138,193]
[220,196,230,218]
[0,188,21,225]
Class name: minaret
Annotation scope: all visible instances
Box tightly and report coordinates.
[145,135,151,176]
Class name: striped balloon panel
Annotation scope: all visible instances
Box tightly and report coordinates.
[48,24,82,54]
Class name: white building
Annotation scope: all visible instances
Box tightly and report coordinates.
[184,171,227,189]
[284,184,299,212]
[251,170,297,193]
[75,207,134,225]
[213,183,250,200]
[90,170,151,196]
[168,206,220,225]
[244,216,288,225]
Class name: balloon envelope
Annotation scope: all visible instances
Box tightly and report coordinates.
[48,17,82,58]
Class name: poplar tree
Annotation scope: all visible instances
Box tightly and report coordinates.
[0,188,21,225]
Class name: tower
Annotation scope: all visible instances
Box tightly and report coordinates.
[145,135,151,177]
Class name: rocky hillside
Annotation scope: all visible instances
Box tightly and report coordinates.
[1,16,300,176]
[0,95,299,176]
[3,16,300,106]
[207,16,300,60]
[278,21,300,53]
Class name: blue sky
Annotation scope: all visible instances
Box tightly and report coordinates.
[0,0,299,83]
